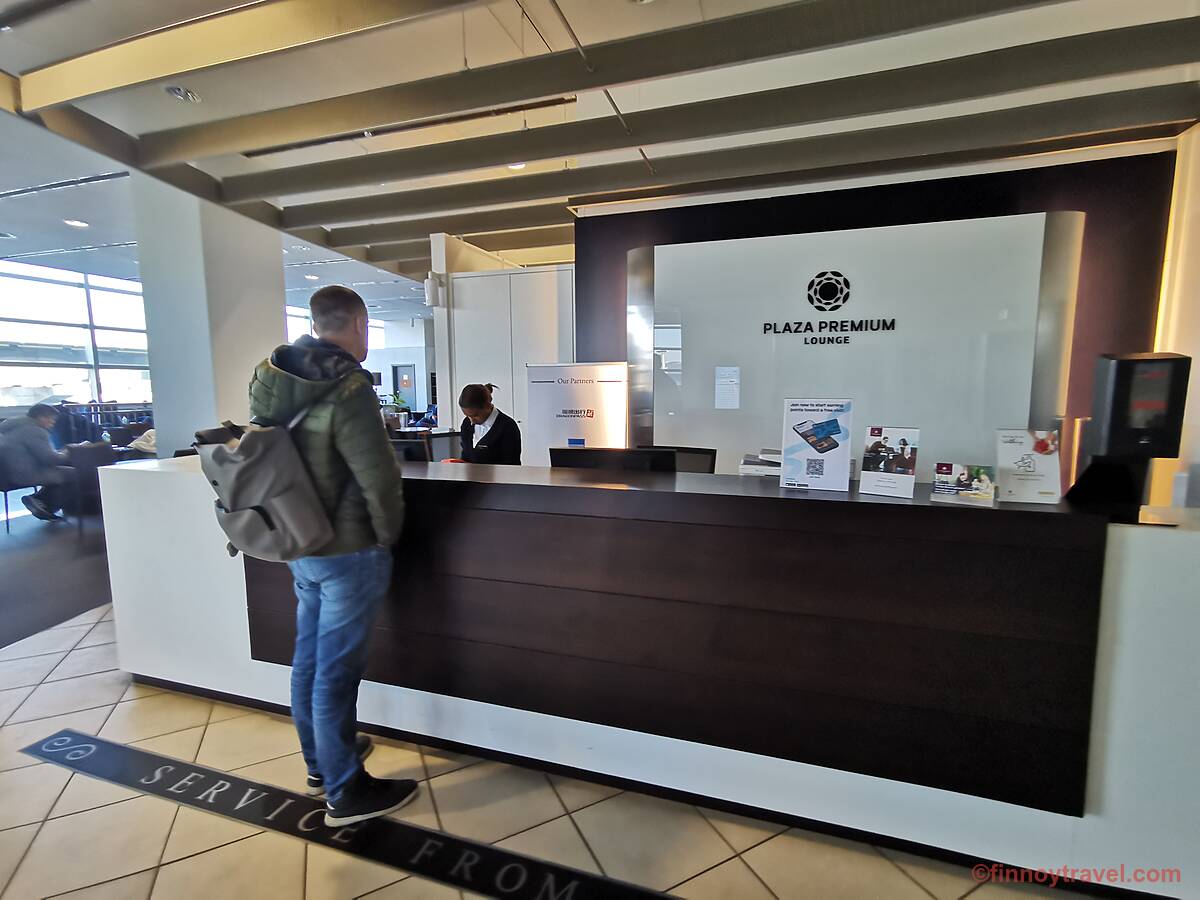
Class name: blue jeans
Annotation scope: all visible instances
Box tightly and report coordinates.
[287,545,392,802]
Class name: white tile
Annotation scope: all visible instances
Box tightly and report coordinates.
[45,643,120,682]
[0,762,72,828]
[195,712,300,770]
[160,805,263,863]
[306,844,402,900]
[0,706,112,773]
[431,762,564,843]
[52,868,156,899]
[674,857,775,899]
[9,669,131,723]
[0,652,67,691]
[572,792,734,891]
[100,607,115,622]
[52,606,110,630]
[878,847,982,900]
[420,746,481,777]
[743,829,931,900]
[0,685,35,724]
[4,795,176,900]
[0,626,92,662]
[151,831,305,900]
[698,807,787,852]
[75,621,117,649]
[548,774,621,811]
[496,815,600,874]
[0,823,39,895]
[99,692,212,744]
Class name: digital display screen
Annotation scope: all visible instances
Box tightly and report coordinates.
[1128,361,1172,429]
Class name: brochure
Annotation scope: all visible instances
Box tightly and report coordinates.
[781,399,853,491]
[931,463,997,506]
[860,426,920,498]
[996,429,1061,504]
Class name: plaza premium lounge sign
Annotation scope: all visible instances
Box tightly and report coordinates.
[763,270,896,345]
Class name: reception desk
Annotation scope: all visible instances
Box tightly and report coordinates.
[100,458,1199,895]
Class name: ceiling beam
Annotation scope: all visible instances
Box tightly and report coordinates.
[365,240,432,263]
[33,105,138,166]
[136,0,1064,167]
[221,16,1200,203]
[18,0,483,112]
[282,83,1200,228]
[466,225,574,253]
[0,0,84,30]
[0,71,17,114]
[326,203,575,248]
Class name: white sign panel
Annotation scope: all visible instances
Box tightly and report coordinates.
[996,429,1062,504]
[526,363,629,467]
[715,366,741,409]
[781,398,853,491]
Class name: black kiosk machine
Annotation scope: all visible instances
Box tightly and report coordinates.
[1067,352,1191,518]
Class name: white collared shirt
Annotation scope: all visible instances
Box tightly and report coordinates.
[474,406,500,445]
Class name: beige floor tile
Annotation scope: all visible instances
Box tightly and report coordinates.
[971,881,1071,898]
[75,621,117,649]
[52,606,110,631]
[45,644,120,682]
[0,685,35,723]
[386,779,441,831]
[368,739,426,782]
[99,692,212,744]
[0,706,112,772]
[51,726,207,818]
[674,857,775,899]
[160,805,264,863]
[233,751,310,794]
[548,774,622,811]
[306,844,403,900]
[4,795,176,900]
[420,746,481,777]
[0,823,39,894]
[0,762,72,828]
[364,876,461,899]
[208,700,257,723]
[572,792,734,891]
[431,762,564,843]
[51,868,156,899]
[698,807,787,852]
[194,712,300,770]
[151,831,305,900]
[120,682,165,702]
[0,652,67,691]
[743,829,930,900]
[9,670,131,723]
[878,847,981,900]
[0,626,92,662]
[496,815,600,874]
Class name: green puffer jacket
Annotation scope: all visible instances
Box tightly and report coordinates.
[248,335,404,557]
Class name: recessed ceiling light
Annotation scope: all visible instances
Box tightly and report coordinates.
[0,231,16,239]
[63,219,89,228]
[304,274,319,281]
[507,162,526,171]
[165,85,202,103]
[290,244,305,251]
[0,26,12,33]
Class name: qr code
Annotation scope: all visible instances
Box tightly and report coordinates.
[805,458,824,477]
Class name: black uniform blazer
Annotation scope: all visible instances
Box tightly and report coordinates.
[460,410,522,465]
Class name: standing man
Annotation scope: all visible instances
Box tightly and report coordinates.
[249,285,416,826]
[0,404,74,521]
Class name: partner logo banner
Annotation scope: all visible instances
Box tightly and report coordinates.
[25,730,660,900]
[764,270,898,345]
[557,408,596,419]
[526,362,629,467]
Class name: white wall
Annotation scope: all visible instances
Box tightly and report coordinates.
[364,346,428,411]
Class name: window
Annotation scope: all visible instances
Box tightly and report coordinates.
[369,320,385,351]
[0,267,151,407]
[286,315,311,343]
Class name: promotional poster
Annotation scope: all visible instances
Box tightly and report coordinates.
[860,426,920,498]
[996,429,1061,503]
[781,399,853,491]
[932,463,997,506]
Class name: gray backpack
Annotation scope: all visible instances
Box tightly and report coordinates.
[194,386,339,562]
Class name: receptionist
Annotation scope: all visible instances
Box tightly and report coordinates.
[458,383,522,465]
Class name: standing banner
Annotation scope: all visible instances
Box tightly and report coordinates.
[860,425,920,498]
[781,399,853,491]
[526,363,629,467]
[995,429,1061,503]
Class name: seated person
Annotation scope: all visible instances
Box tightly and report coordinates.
[411,404,438,428]
[457,384,521,465]
[0,404,77,521]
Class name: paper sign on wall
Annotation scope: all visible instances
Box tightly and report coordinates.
[995,429,1061,503]
[715,366,741,409]
[781,399,853,491]
[860,426,920,498]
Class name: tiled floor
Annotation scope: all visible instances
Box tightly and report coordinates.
[0,606,1064,899]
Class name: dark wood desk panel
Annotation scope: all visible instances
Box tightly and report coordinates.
[246,464,1109,816]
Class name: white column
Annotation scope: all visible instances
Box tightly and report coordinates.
[131,173,285,456]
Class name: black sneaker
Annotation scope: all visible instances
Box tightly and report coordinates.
[306,734,374,797]
[21,495,57,521]
[325,771,420,827]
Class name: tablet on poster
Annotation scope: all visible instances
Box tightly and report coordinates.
[781,399,853,491]
[860,426,920,498]
[931,463,997,506]
[996,429,1061,503]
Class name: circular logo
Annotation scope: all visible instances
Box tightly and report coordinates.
[807,271,850,311]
